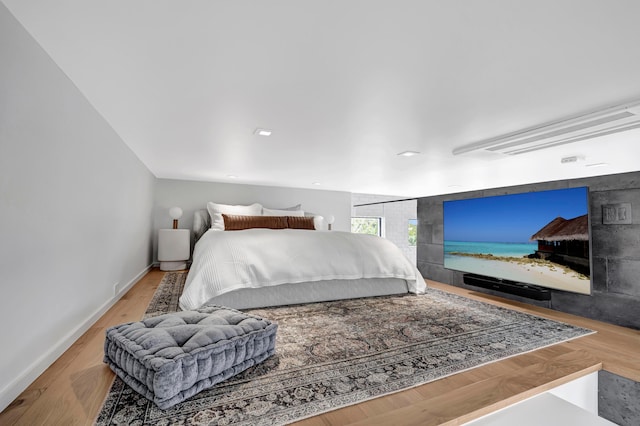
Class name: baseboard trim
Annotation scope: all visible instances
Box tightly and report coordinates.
[0,264,153,413]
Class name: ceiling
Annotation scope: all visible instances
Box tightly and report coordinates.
[4,0,640,197]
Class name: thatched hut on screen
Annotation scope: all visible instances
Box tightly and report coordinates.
[530,214,590,275]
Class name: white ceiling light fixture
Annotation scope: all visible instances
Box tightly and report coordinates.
[560,155,584,164]
[397,150,420,157]
[312,182,321,186]
[453,100,640,156]
[585,162,609,168]
[254,128,272,136]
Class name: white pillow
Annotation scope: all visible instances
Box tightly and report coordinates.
[263,207,305,217]
[206,202,262,230]
[265,204,301,211]
[313,215,325,230]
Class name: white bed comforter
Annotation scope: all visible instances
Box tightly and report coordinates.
[179,229,426,310]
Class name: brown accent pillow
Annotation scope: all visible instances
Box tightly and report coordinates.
[287,216,316,230]
[222,214,288,231]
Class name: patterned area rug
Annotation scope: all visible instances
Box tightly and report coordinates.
[143,270,186,318]
[96,272,593,425]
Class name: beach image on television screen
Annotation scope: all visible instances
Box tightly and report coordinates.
[443,187,590,295]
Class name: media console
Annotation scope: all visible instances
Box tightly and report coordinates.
[463,273,551,301]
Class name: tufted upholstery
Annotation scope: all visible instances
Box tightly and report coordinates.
[103,305,277,409]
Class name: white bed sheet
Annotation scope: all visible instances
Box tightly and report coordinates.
[179,229,426,310]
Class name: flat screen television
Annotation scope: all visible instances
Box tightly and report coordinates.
[443,187,591,295]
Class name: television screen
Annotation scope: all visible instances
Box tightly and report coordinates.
[443,187,591,295]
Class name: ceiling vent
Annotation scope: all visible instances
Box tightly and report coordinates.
[453,100,640,156]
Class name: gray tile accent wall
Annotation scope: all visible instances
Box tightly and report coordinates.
[416,171,640,330]
[599,370,640,426]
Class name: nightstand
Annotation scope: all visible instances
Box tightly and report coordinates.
[158,229,190,271]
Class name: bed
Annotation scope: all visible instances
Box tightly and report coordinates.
[178,204,426,311]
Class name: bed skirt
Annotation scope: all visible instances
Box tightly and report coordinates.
[199,277,411,309]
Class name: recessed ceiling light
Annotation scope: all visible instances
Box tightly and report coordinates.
[226,174,238,179]
[254,128,272,136]
[447,184,463,188]
[312,182,321,186]
[585,162,609,168]
[560,156,579,164]
[397,150,420,157]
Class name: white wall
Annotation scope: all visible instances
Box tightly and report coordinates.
[153,179,352,261]
[352,194,417,265]
[0,4,155,411]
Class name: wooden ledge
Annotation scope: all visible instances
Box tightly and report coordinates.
[341,350,601,426]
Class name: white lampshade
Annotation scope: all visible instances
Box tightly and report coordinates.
[327,215,335,231]
[169,206,183,220]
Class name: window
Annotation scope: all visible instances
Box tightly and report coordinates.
[408,219,417,246]
[351,217,382,237]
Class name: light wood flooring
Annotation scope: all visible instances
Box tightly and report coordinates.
[1,270,639,425]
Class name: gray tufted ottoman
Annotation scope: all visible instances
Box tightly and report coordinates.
[103,305,277,409]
